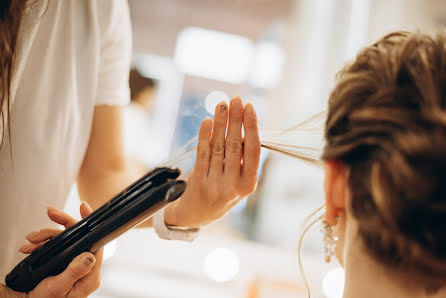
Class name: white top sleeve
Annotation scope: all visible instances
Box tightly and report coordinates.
[96,0,132,106]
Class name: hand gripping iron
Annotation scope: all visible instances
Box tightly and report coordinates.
[5,167,186,292]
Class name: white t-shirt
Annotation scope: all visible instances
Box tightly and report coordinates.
[0,0,131,279]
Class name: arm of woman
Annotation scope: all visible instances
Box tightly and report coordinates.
[77,105,140,211]
[77,96,261,228]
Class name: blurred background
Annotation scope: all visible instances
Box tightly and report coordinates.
[64,0,445,297]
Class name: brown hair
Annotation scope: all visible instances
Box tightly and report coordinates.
[322,31,446,290]
[129,68,156,101]
[0,0,29,150]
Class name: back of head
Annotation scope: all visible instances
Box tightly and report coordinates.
[322,31,446,290]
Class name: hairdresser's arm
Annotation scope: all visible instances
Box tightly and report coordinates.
[77,105,144,212]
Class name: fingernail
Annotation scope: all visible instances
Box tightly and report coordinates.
[219,102,228,114]
[47,206,60,215]
[26,231,40,241]
[82,254,95,266]
[19,243,32,253]
[232,97,242,105]
[245,102,254,116]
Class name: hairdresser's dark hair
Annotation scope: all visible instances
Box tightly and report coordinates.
[322,31,446,289]
[0,0,30,150]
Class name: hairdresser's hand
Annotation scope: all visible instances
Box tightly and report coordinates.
[165,97,261,227]
[19,202,103,298]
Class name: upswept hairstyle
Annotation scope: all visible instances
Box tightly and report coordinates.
[322,31,446,290]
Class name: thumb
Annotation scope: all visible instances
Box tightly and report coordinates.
[50,252,96,295]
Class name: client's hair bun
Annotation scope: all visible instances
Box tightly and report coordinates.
[323,31,446,287]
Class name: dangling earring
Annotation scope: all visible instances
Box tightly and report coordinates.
[321,219,339,263]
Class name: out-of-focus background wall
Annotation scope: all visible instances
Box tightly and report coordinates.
[65,1,446,297]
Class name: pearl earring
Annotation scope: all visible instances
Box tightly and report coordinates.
[321,219,339,263]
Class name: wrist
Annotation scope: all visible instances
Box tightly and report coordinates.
[153,207,200,242]
[164,203,180,227]
[165,203,200,229]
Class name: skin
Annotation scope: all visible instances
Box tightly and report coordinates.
[165,97,261,227]
[1,96,261,297]
[76,96,261,228]
[323,161,446,298]
[0,202,103,298]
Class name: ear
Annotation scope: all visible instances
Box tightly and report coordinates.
[323,160,347,226]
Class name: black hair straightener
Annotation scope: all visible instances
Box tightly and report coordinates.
[5,167,186,293]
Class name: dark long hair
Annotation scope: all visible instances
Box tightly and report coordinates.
[0,0,29,151]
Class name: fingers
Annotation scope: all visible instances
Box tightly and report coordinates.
[26,203,100,297]
[47,201,92,229]
[194,117,212,179]
[70,247,103,297]
[20,229,58,254]
[241,102,261,193]
[22,204,93,255]
[29,252,96,298]
[224,97,244,180]
[208,101,228,177]
[51,252,96,295]
[19,228,61,254]
[22,203,93,254]
[26,228,61,243]
[47,207,78,228]
[19,241,47,254]
[80,201,93,218]
[87,249,103,285]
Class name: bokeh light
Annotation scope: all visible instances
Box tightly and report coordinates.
[203,248,240,282]
[204,90,230,115]
[322,267,345,298]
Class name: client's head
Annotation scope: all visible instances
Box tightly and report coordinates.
[321,31,446,292]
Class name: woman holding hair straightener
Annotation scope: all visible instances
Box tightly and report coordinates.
[4,1,446,298]
[0,1,261,297]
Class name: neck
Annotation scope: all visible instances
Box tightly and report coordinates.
[341,221,446,298]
